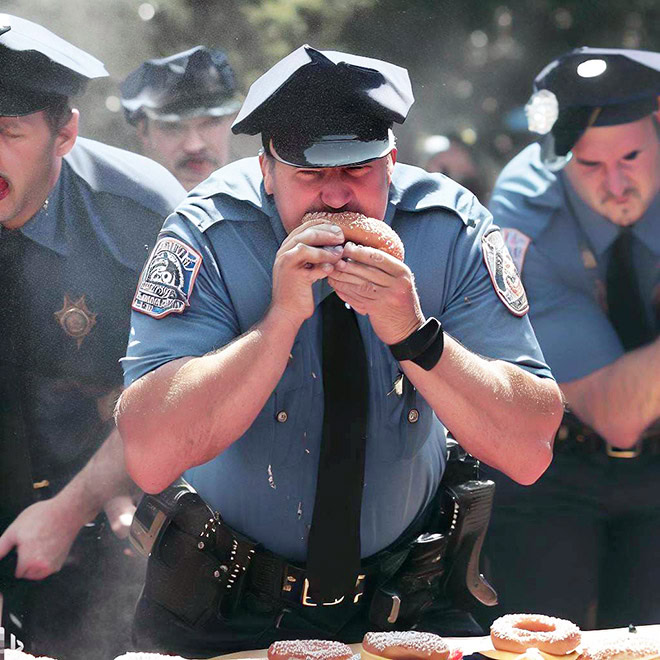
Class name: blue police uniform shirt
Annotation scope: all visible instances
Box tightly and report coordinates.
[491,142,660,384]
[0,137,185,492]
[123,157,552,561]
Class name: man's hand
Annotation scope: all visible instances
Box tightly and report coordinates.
[103,495,136,540]
[0,498,86,580]
[270,222,345,329]
[328,241,424,345]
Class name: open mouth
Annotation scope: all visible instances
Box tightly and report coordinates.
[0,176,9,201]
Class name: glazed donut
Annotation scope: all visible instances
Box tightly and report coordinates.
[577,636,660,660]
[267,639,354,660]
[302,211,405,261]
[362,631,461,660]
[490,614,581,655]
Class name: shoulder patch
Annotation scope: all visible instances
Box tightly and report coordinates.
[501,227,531,274]
[132,236,202,318]
[482,228,529,317]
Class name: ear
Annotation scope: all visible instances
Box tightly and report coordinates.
[259,151,275,195]
[54,109,79,157]
[136,118,149,146]
[386,148,397,183]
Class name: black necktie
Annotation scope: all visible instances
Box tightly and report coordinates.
[306,292,369,603]
[606,228,654,351]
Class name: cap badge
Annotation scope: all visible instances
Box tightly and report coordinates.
[54,294,97,348]
[525,89,559,135]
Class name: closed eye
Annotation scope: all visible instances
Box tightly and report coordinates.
[622,150,640,161]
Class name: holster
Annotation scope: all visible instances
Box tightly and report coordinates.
[368,439,497,630]
[130,479,259,628]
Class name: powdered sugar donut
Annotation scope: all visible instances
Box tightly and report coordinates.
[361,631,462,660]
[268,639,354,660]
[302,211,405,261]
[577,636,660,660]
[490,614,581,655]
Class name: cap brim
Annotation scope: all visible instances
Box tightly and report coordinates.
[141,98,242,123]
[270,129,395,168]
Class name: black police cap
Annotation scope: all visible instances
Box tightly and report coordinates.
[120,46,241,125]
[525,47,660,167]
[232,45,414,168]
[0,14,107,116]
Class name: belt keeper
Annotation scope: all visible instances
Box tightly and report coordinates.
[606,442,642,459]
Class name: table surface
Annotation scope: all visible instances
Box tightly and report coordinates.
[211,624,660,659]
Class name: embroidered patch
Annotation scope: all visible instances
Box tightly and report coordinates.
[132,236,202,318]
[482,228,529,316]
[501,227,531,274]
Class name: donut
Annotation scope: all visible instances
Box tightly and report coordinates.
[490,614,581,655]
[113,654,189,659]
[577,636,660,660]
[361,631,462,660]
[302,211,405,261]
[267,639,354,660]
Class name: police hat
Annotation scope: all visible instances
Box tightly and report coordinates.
[0,13,107,116]
[232,45,414,167]
[120,46,241,125]
[525,47,660,167]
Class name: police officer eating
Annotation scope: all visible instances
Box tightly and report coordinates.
[116,46,563,657]
[120,47,241,192]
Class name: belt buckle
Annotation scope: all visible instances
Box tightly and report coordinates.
[301,574,366,607]
[606,442,641,459]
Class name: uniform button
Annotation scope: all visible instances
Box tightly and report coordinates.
[558,425,569,441]
[276,410,288,423]
[407,409,419,423]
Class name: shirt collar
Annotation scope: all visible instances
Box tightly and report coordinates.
[561,173,660,256]
[17,168,68,256]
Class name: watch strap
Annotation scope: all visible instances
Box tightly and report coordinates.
[389,317,444,371]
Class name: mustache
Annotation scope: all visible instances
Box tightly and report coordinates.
[307,205,364,215]
[600,187,640,204]
[176,155,220,170]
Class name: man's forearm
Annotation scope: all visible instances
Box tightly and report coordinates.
[117,306,301,493]
[53,427,135,528]
[560,337,660,447]
[401,333,563,484]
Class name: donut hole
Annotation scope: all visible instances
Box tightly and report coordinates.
[515,621,556,633]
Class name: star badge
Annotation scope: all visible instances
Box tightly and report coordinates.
[54,294,97,348]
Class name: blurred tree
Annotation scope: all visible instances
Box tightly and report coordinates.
[3,0,659,168]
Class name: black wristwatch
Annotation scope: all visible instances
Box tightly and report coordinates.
[388,317,444,371]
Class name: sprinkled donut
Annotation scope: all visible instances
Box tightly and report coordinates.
[490,614,581,655]
[302,211,405,261]
[577,636,660,660]
[361,631,462,660]
[267,639,354,660]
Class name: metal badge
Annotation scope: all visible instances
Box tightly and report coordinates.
[54,293,97,348]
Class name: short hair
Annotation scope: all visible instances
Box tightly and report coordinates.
[43,96,73,134]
